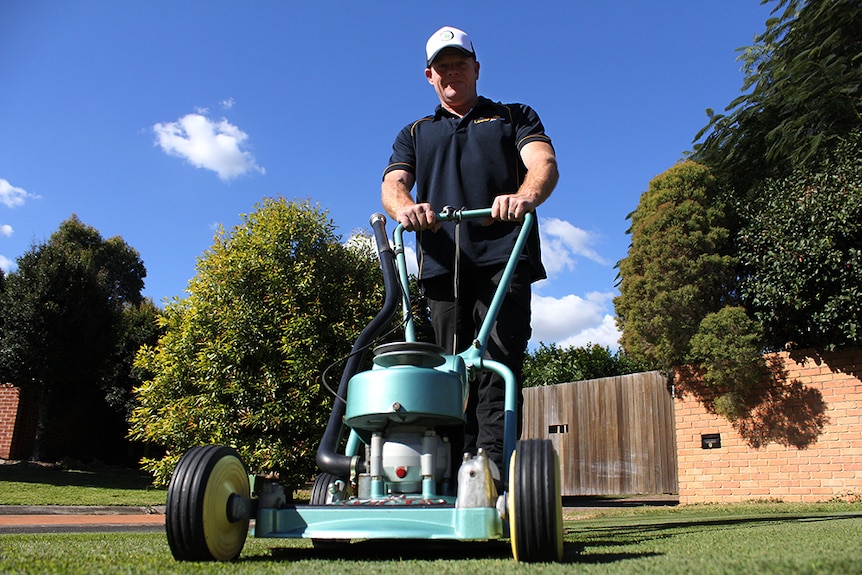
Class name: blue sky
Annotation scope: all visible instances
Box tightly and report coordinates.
[0,0,775,350]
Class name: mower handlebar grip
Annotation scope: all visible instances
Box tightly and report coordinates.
[369,213,392,255]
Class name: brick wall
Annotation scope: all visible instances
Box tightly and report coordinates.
[675,348,862,504]
[0,384,22,459]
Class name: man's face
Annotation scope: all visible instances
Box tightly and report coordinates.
[425,48,480,112]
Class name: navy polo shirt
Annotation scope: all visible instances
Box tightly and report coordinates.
[384,96,552,281]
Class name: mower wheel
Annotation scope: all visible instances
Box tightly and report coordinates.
[166,445,250,562]
[310,472,351,548]
[310,472,338,505]
[507,439,564,563]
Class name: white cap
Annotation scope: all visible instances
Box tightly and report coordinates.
[425,26,475,67]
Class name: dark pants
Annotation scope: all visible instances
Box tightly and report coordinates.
[421,262,532,472]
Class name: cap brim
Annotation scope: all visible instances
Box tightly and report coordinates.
[426,46,475,67]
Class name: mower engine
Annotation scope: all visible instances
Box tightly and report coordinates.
[342,341,495,507]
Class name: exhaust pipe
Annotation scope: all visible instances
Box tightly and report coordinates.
[316,213,402,477]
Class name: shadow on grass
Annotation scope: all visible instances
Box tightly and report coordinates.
[251,513,861,565]
[562,495,679,508]
[265,539,514,562]
[0,461,154,490]
[181,510,862,567]
[254,539,661,564]
[566,512,862,561]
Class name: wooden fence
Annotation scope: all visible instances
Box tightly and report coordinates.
[522,371,678,496]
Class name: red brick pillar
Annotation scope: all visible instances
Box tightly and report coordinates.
[0,384,22,459]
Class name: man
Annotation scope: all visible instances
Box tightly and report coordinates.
[381,26,559,474]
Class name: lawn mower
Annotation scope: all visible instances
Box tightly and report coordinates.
[164,207,564,563]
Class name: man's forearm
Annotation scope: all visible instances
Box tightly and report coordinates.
[381,171,416,219]
[517,142,559,209]
[518,155,558,207]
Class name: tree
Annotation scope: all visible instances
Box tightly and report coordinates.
[618,1,862,428]
[108,299,165,421]
[689,0,862,352]
[0,216,147,461]
[737,131,862,350]
[129,198,384,490]
[613,161,737,370]
[693,0,862,193]
[0,268,5,335]
[687,306,767,421]
[522,342,646,388]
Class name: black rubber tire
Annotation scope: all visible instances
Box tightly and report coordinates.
[507,439,564,563]
[166,445,250,561]
[309,472,351,549]
[310,472,337,506]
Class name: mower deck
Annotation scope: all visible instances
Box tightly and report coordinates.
[254,501,504,541]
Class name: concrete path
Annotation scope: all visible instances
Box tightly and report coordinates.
[0,505,166,534]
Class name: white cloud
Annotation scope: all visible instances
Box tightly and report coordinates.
[153,113,264,181]
[221,97,236,110]
[1,224,12,237]
[0,254,13,272]
[539,217,609,277]
[556,314,621,349]
[402,245,419,277]
[530,291,621,349]
[0,179,38,208]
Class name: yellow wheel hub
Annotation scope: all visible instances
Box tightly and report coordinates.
[202,455,250,561]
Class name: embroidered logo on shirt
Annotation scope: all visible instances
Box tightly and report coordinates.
[474,115,503,124]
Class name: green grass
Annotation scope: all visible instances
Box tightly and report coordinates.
[0,461,166,506]
[2,463,861,573]
[1,503,861,574]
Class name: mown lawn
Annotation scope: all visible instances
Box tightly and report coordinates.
[0,461,166,507]
[2,461,861,573]
[1,502,860,574]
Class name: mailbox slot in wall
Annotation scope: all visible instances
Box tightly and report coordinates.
[701,433,721,449]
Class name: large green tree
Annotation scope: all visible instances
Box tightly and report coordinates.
[110,299,165,422]
[0,216,147,461]
[690,0,862,352]
[0,269,6,336]
[616,0,862,424]
[129,198,383,490]
[693,0,862,193]
[737,132,862,350]
[614,161,736,370]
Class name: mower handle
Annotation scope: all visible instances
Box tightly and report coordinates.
[392,207,533,476]
[391,207,535,362]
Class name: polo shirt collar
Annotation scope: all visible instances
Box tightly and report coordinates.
[433,96,494,120]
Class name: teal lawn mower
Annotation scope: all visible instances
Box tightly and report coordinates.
[164,207,564,563]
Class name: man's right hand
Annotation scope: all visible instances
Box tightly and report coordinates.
[382,169,441,231]
[397,202,440,232]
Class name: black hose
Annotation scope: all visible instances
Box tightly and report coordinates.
[315,213,402,477]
